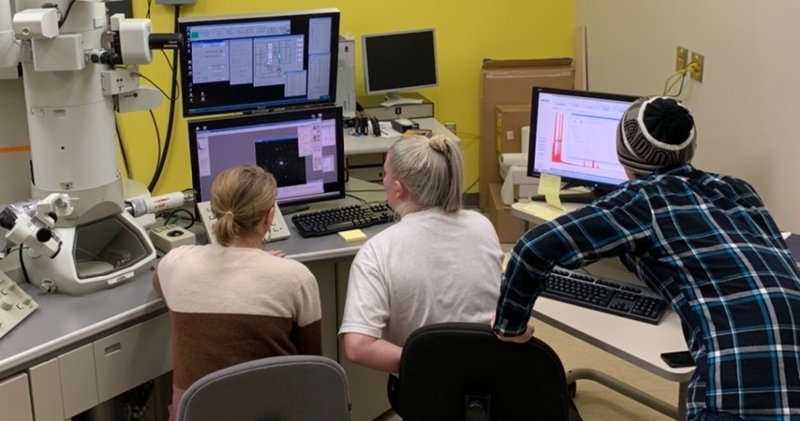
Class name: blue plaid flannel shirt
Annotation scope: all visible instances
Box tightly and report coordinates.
[494,165,800,420]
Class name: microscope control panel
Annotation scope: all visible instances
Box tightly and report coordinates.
[0,271,38,340]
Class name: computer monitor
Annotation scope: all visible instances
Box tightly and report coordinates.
[178,8,340,117]
[362,28,437,107]
[188,106,346,209]
[528,87,639,198]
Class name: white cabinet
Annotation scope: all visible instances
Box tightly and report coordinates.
[0,372,33,421]
[94,313,172,402]
[26,313,172,420]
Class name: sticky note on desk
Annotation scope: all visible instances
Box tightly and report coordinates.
[339,229,367,243]
[538,173,565,210]
[520,203,564,222]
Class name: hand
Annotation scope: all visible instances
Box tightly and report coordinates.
[267,250,286,258]
[491,315,535,344]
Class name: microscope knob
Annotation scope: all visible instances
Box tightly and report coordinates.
[1,296,13,310]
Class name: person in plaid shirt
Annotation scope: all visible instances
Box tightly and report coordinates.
[493,96,800,421]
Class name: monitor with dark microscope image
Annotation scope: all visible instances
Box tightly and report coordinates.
[188,106,345,209]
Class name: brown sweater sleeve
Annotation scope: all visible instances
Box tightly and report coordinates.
[291,320,322,355]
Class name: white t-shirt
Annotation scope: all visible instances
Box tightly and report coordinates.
[339,208,504,347]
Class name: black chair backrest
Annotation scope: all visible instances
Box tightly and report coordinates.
[396,322,570,421]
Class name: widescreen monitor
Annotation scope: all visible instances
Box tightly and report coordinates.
[528,87,639,193]
[178,8,340,117]
[362,28,437,107]
[188,106,346,208]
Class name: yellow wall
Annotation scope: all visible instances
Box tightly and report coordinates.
[121,0,574,194]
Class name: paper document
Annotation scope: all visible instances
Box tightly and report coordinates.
[538,173,564,210]
[378,122,402,139]
[520,203,564,222]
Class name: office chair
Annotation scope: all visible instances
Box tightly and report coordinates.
[176,355,350,421]
[393,322,575,421]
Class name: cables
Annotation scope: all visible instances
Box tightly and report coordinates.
[148,110,162,173]
[134,73,176,101]
[663,62,700,97]
[58,0,77,28]
[147,5,181,192]
[115,117,132,178]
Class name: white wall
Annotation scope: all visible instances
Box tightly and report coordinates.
[576,0,800,232]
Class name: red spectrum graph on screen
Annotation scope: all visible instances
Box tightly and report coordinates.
[550,113,598,169]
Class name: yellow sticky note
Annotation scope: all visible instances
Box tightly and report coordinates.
[538,173,564,210]
[339,229,367,243]
[521,203,565,221]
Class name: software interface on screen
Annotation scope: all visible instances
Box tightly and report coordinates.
[180,10,339,116]
[531,92,633,187]
[363,29,437,94]
[190,109,343,206]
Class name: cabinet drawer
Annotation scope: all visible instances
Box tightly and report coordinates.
[0,373,33,421]
[93,313,172,402]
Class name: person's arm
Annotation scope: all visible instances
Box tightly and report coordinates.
[493,185,654,338]
[342,333,402,373]
[292,275,323,355]
[339,244,399,372]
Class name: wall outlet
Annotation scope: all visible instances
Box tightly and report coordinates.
[675,46,689,72]
[690,52,705,82]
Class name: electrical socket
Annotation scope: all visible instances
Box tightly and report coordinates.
[690,52,705,82]
[675,46,689,72]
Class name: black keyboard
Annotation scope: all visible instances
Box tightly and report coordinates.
[291,203,394,238]
[541,268,669,324]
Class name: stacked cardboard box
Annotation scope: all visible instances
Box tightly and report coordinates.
[481,59,574,242]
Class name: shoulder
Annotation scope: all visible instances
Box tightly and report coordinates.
[158,244,205,268]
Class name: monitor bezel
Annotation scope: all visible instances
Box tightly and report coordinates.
[362,28,439,95]
[187,106,347,208]
[178,8,341,118]
[527,86,641,192]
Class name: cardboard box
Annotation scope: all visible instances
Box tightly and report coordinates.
[480,58,574,211]
[496,104,532,154]
[488,182,521,244]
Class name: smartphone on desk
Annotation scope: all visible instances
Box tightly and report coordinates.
[661,351,695,368]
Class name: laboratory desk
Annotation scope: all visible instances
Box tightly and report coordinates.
[510,201,694,421]
[0,179,392,421]
[343,118,460,183]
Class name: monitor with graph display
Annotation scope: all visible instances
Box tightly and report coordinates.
[527,87,639,193]
[188,106,345,207]
[178,8,340,117]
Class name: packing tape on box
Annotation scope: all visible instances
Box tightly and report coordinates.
[521,126,530,153]
[499,152,528,167]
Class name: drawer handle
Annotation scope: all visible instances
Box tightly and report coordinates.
[104,343,122,356]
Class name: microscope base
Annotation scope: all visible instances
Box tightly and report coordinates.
[25,212,157,296]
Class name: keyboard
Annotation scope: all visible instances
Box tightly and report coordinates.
[541,268,669,324]
[291,203,394,238]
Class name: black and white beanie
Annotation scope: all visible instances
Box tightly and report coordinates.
[616,96,696,176]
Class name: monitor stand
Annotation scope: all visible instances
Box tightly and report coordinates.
[531,185,613,205]
[280,204,310,215]
[531,191,597,204]
[380,91,424,107]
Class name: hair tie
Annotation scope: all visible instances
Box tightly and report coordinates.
[224,211,234,218]
[428,135,448,153]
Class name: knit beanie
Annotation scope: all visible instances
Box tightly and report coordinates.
[616,96,696,176]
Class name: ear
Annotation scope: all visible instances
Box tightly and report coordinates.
[394,179,409,201]
[265,206,275,227]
